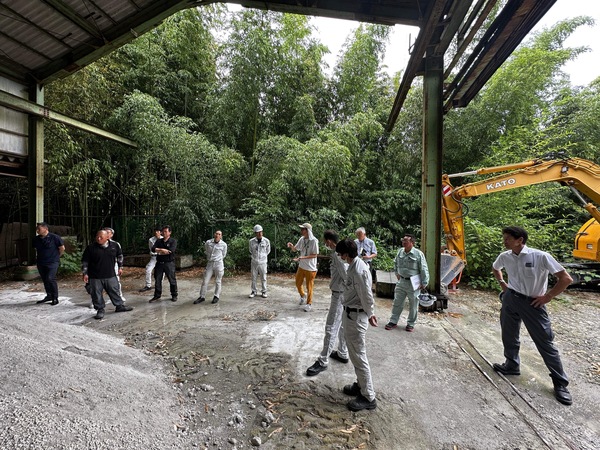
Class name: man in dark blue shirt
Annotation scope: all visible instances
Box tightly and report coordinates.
[33,222,65,305]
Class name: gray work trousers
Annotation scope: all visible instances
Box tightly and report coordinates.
[250,261,267,294]
[318,291,348,365]
[500,289,569,386]
[89,277,125,310]
[200,261,224,299]
[343,309,376,401]
[390,279,419,326]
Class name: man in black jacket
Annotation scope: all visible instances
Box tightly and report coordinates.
[149,225,178,303]
[82,229,133,320]
[33,222,65,305]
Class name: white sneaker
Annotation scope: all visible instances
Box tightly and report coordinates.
[303,304,312,312]
[298,296,307,305]
[249,292,256,298]
[261,293,268,298]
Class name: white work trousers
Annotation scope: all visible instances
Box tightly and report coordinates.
[318,291,348,365]
[200,261,224,299]
[113,261,126,302]
[145,255,157,287]
[343,309,376,401]
[250,261,268,294]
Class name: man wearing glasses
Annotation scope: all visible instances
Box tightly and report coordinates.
[385,234,429,332]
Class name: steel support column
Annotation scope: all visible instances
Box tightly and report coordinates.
[421,52,444,293]
[27,83,44,264]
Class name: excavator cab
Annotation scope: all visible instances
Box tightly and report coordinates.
[574,218,600,260]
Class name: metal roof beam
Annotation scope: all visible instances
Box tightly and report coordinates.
[444,0,497,78]
[436,0,475,55]
[235,0,425,26]
[444,0,556,111]
[41,0,105,41]
[35,0,198,84]
[0,90,137,148]
[386,0,448,131]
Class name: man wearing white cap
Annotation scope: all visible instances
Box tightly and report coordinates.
[249,224,271,298]
[287,223,319,312]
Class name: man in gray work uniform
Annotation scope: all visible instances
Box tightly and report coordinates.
[385,233,429,332]
[492,226,573,405]
[306,229,349,376]
[335,238,378,411]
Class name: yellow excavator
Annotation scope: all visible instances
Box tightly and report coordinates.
[441,153,600,287]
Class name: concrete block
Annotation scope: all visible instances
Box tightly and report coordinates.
[376,270,396,298]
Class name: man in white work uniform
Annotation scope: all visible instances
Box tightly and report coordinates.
[249,224,271,298]
[195,230,227,304]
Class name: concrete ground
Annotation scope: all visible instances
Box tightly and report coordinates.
[0,268,598,449]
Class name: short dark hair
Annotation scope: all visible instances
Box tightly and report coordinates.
[154,226,162,232]
[36,222,49,228]
[336,238,358,258]
[402,233,416,243]
[162,225,172,233]
[323,229,339,244]
[502,226,528,244]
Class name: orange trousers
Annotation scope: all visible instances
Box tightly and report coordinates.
[295,268,317,304]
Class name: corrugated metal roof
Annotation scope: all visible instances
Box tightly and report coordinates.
[0,1,436,85]
[0,0,172,83]
[0,0,556,124]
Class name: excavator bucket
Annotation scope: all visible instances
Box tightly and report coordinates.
[441,253,465,286]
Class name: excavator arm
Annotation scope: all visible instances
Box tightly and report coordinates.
[441,156,600,264]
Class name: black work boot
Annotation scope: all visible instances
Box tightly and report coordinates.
[492,362,520,375]
[115,305,133,313]
[347,394,377,411]
[553,380,572,405]
[306,361,327,376]
[343,382,361,396]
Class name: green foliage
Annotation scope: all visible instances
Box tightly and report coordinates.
[332,24,391,119]
[462,219,503,289]
[206,10,328,156]
[290,95,318,142]
[59,238,83,274]
[372,244,396,272]
[222,234,250,271]
[30,11,600,282]
[113,8,218,124]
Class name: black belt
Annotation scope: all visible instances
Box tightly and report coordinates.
[398,275,411,280]
[344,306,365,319]
[508,288,535,301]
